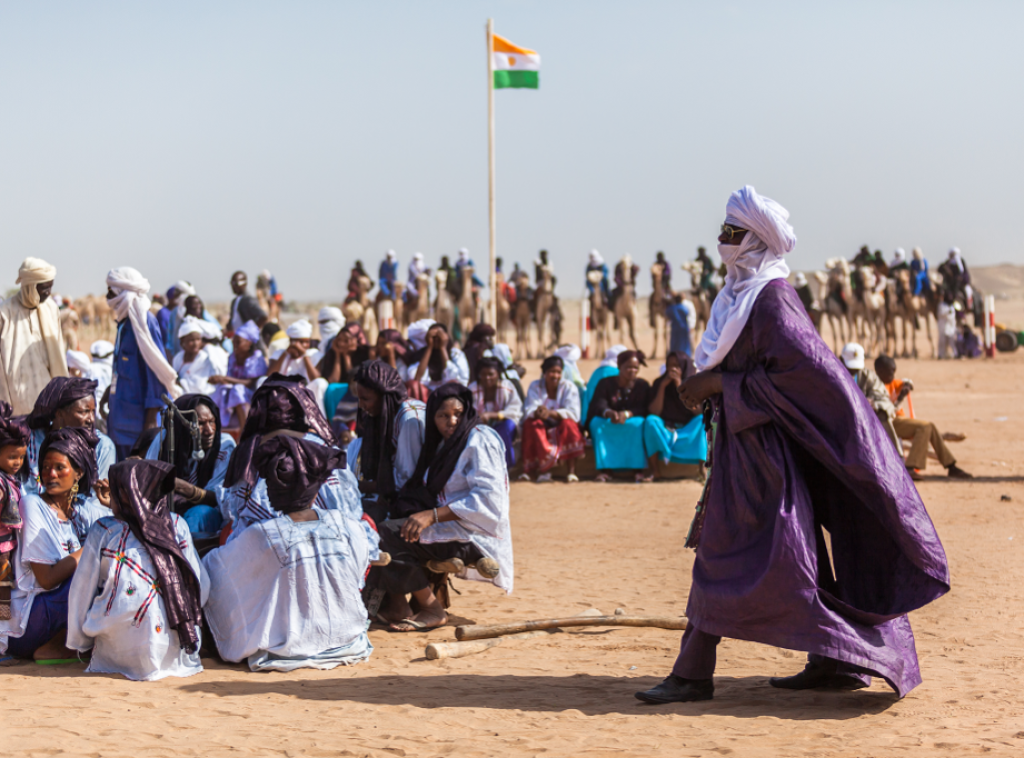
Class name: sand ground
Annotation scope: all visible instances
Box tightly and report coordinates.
[6,297,1024,758]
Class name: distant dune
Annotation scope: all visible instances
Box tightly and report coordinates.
[972,263,1024,299]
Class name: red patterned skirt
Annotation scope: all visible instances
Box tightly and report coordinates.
[521,417,585,474]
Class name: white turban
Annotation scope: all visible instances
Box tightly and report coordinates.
[892,248,906,264]
[599,344,628,368]
[694,186,796,372]
[413,252,424,262]
[197,319,223,341]
[588,249,604,266]
[457,248,470,264]
[90,340,114,363]
[318,306,344,325]
[408,318,435,350]
[553,344,584,389]
[173,280,196,298]
[386,250,397,262]
[912,247,924,261]
[286,319,313,340]
[178,315,204,339]
[794,272,808,287]
[66,350,92,374]
[106,267,182,399]
[317,307,345,346]
[16,257,57,309]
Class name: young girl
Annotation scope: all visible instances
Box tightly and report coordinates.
[0,403,29,582]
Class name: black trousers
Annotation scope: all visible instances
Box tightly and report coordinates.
[376,518,484,595]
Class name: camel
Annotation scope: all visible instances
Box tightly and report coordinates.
[821,259,851,354]
[375,281,405,332]
[533,264,555,356]
[848,266,886,356]
[678,261,711,345]
[511,270,533,359]
[434,270,455,332]
[613,255,640,352]
[494,271,512,344]
[894,268,937,358]
[456,266,479,339]
[402,273,431,330]
[586,270,609,359]
[649,262,670,358]
[347,274,377,343]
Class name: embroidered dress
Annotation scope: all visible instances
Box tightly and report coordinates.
[203,508,375,672]
[418,425,514,593]
[211,351,268,427]
[66,514,209,681]
[173,350,220,396]
[467,379,521,467]
[521,379,585,474]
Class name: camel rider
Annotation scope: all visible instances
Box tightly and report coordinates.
[439,256,458,297]
[695,247,716,297]
[454,248,485,298]
[533,250,557,320]
[496,258,517,306]
[611,257,640,312]
[379,251,399,299]
[346,261,373,303]
[585,250,610,308]
[910,248,932,297]
[405,252,429,305]
[890,249,910,299]
[938,248,972,308]
[653,251,672,291]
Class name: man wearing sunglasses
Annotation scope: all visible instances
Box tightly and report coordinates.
[636,185,949,705]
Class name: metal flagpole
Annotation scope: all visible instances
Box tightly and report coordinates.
[486,18,497,326]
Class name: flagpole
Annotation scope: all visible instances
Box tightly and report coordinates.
[486,18,497,326]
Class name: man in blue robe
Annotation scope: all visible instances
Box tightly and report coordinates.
[379,250,399,299]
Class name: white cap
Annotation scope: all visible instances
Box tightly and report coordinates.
[794,272,808,287]
[841,342,865,370]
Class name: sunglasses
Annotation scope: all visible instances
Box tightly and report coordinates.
[720,224,748,241]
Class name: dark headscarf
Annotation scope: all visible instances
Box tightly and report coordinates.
[0,402,29,452]
[352,360,408,498]
[159,394,222,489]
[224,374,338,488]
[473,356,503,383]
[28,377,98,430]
[651,351,698,426]
[396,383,480,514]
[617,350,647,368]
[345,322,368,347]
[463,324,496,378]
[540,355,564,374]
[406,323,450,382]
[39,426,99,496]
[254,435,345,513]
[108,459,203,654]
[316,332,371,383]
[378,329,409,361]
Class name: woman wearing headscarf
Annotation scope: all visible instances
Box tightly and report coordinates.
[204,435,376,671]
[25,376,116,496]
[467,357,522,468]
[580,344,627,421]
[66,459,208,680]
[105,267,182,459]
[638,185,948,705]
[0,428,110,661]
[144,394,236,543]
[219,375,369,545]
[462,324,496,380]
[585,350,653,482]
[173,316,220,396]
[210,320,268,429]
[375,329,412,381]
[376,383,511,632]
[317,324,373,440]
[485,343,526,402]
[346,360,426,525]
[405,321,469,395]
[0,258,68,416]
[642,351,707,477]
[520,355,585,483]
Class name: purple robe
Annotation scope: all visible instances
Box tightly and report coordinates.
[686,279,949,697]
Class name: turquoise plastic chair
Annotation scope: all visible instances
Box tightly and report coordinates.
[323,383,349,419]
[580,365,618,426]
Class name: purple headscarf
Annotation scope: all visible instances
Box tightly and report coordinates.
[0,402,29,452]
[28,377,98,430]
[352,360,408,498]
[39,426,99,496]
[254,434,345,513]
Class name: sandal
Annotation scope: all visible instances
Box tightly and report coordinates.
[567,473,579,483]
[471,557,501,579]
[595,473,612,483]
[635,472,655,483]
[425,557,465,575]
[389,617,447,633]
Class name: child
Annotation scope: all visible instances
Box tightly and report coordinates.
[0,403,28,581]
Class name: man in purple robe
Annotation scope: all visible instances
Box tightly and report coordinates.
[636,186,949,704]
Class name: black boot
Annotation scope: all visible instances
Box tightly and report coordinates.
[769,659,868,691]
[634,674,714,704]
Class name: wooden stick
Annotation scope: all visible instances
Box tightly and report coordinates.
[455,615,687,641]
[426,630,552,660]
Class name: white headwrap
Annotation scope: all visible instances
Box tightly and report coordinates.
[90,340,114,363]
[196,319,223,342]
[588,249,604,266]
[178,315,204,339]
[891,248,906,267]
[485,343,518,382]
[948,247,964,272]
[408,252,428,284]
[407,318,435,350]
[317,306,345,345]
[386,250,397,262]
[599,344,627,368]
[912,247,924,261]
[694,185,796,371]
[106,267,182,399]
[457,248,471,264]
[13,257,67,379]
[66,350,92,374]
[16,257,57,310]
[553,344,585,389]
[286,319,313,340]
[794,272,808,287]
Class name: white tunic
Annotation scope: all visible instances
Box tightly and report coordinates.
[419,425,514,593]
[347,399,426,493]
[0,297,67,416]
[269,348,322,382]
[468,380,523,425]
[406,347,470,390]
[202,508,376,671]
[173,350,220,396]
[0,494,110,653]
[66,514,209,681]
[523,378,581,422]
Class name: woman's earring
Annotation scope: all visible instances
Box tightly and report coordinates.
[70,479,80,501]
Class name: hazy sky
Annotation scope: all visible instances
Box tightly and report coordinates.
[2,1,1022,301]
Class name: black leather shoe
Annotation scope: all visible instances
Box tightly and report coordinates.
[769,662,868,691]
[634,674,714,704]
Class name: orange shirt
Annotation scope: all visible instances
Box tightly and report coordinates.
[884,379,913,419]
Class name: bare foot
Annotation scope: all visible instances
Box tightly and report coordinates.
[389,609,447,633]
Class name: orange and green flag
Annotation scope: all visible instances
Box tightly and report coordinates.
[492,33,540,89]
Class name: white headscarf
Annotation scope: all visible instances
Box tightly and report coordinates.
[386,249,397,263]
[13,257,67,378]
[407,318,434,350]
[66,350,92,374]
[178,315,204,339]
[106,267,182,399]
[286,319,313,340]
[891,248,906,267]
[588,249,604,267]
[948,247,964,272]
[16,257,57,310]
[196,319,223,342]
[599,344,628,368]
[90,340,114,363]
[408,252,428,283]
[457,248,471,265]
[553,344,585,389]
[694,185,796,372]
[317,306,345,346]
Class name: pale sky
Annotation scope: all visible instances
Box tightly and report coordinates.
[2,1,1022,301]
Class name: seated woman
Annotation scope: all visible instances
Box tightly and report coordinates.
[643,351,708,476]
[585,351,653,482]
[210,320,268,430]
[520,355,585,483]
[0,428,110,661]
[346,361,426,525]
[375,329,412,382]
[376,383,512,632]
[144,394,236,543]
[467,357,522,468]
[204,435,376,671]
[486,343,527,402]
[462,323,496,381]
[267,319,321,383]
[317,324,372,440]
[405,320,469,396]
[219,375,367,543]
[581,344,627,421]
[67,459,208,680]
[174,316,220,396]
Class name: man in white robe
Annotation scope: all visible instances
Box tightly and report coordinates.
[0,258,68,415]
